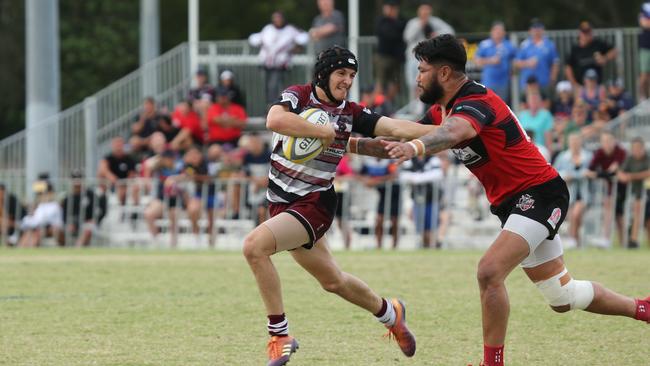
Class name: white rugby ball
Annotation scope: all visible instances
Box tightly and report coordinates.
[283,108,330,164]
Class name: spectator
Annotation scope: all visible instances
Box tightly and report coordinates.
[206,86,248,150]
[218,70,246,108]
[155,114,182,147]
[61,170,106,247]
[248,10,309,104]
[242,134,271,226]
[550,80,575,120]
[333,154,354,249]
[553,133,592,248]
[171,100,206,146]
[403,2,454,105]
[560,101,597,150]
[525,129,551,162]
[0,183,26,246]
[143,149,184,248]
[361,157,401,249]
[188,69,216,103]
[513,19,559,96]
[579,68,607,119]
[374,0,407,101]
[309,0,346,54]
[521,75,550,109]
[19,174,63,247]
[474,21,516,104]
[518,92,553,150]
[400,154,445,248]
[639,3,650,100]
[586,132,627,247]
[130,97,159,154]
[617,137,650,248]
[565,21,617,87]
[359,85,394,117]
[181,146,215,246]
[97,137,139,209]
[604,78,635,119]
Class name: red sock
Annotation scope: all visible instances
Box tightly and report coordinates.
[635,299,649,323]
[483,344,504,366]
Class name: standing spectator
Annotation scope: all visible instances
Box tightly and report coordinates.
[565,21,617,87]
[361,157,401,250]
[0,183,25,246]
[218,70,246,108]
[403,2,454,104]
[242,134,271,226]
[359,85,394,117]
[248,10,309,104]
[130,97,159,154]
[171,100,206,146]
[61,170,106,247]
[309,0,346,54]
[97,137,139,209]
[400,154,444,249]
[553,133,592,248]
[550,80,575,120]
[617,137,650,248]
[333,154,354,249]
[517,92,553,151]
[638,3,650,100]
[374,0,407,101]
[474,21,516,104]
[585,132,627,247]
[19,174,63,247]
[604,78,635,119]
[513,19,560,96]
[206,86,248,150]
[181,147,214,245]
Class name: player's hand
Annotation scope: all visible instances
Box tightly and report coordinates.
[319,125,336,150]
[381,140,416,164]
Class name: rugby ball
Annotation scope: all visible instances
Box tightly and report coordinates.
[283,108,330,164]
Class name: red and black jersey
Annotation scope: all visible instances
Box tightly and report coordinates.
[419,80,558,206]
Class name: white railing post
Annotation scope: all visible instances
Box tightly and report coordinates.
[84,96,98,180]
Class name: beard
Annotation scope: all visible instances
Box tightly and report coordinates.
[419,78,444,104]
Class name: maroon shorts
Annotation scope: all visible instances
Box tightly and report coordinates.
[268,187,337,249]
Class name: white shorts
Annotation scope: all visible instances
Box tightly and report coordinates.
[503,214,564,268]
[21,202,63,229]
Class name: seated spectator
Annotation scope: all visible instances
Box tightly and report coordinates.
[585,132,627,247]
[617,137,650,248]
[181,146,216,246]
[19,174,63,247]
[97,137,139,210]
[525,129,551,162]
[188,69,216,103]
[143,149,184,248]
[559,101,596,150]
[518,92,553,151]
[206,86,248,150]
[359,85,395,117]
[61,170,106,247]
[578,68,607,119]
[156,114,195,152]
[521,75,549,109]
[550,80,574,120]
[242,133,271,226]
[130,97,160,154]
[604,78,634,119]
[0,183,26,246]
[553,133,592,247]
[361,156,401,249]
[172,100,206,146]
[218,70,246,108]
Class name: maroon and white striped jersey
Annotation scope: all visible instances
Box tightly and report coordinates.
[267,83,381,203]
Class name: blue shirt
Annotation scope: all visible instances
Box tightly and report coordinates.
[476,38,516,88]
[516,37,559,89]
[517,109,554,146]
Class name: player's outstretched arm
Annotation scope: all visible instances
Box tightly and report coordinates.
[372,116,437,140]
[266,105,335,143]
[347,137,394,158]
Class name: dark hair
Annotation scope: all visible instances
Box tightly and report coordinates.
[413,34,466,73]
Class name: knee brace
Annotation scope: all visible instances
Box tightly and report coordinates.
[535,269,595,310]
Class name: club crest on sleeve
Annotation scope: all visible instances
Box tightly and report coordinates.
[516,194,535,211]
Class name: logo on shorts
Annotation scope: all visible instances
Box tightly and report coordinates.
[547,207,562,229]
[515,194,535,211]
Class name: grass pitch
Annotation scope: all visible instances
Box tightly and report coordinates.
[0,248,648,365]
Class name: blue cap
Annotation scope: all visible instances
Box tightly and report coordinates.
[643,3,650,18]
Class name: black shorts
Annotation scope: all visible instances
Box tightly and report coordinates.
[490,176,569,240]
[377,184,401,217]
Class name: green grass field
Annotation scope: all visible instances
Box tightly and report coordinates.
[0,248,648,365]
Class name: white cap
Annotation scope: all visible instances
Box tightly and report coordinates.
[556,80,572,93]
[220,70,234,81]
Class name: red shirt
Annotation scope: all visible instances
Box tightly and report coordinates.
[171,108,203,143]
[420,80,558,206]
[206,102,247,142]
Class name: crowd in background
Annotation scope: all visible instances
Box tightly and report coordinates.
[1,0,650,249]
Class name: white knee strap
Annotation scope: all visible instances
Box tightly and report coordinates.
[535,269,594,310]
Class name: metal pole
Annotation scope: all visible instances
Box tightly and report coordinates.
[189,0,199,86]
[348,0,359,102]
[140,0,160,97]
[26,0,60,197]
[83,97,98,180]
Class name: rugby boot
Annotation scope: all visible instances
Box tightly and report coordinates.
[385,298,416,357]
[266,335,298,366]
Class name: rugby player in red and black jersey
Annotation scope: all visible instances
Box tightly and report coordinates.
[243,46,435,365]
[378,34,649,366]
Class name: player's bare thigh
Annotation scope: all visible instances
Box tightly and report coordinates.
[259,212,311,253]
